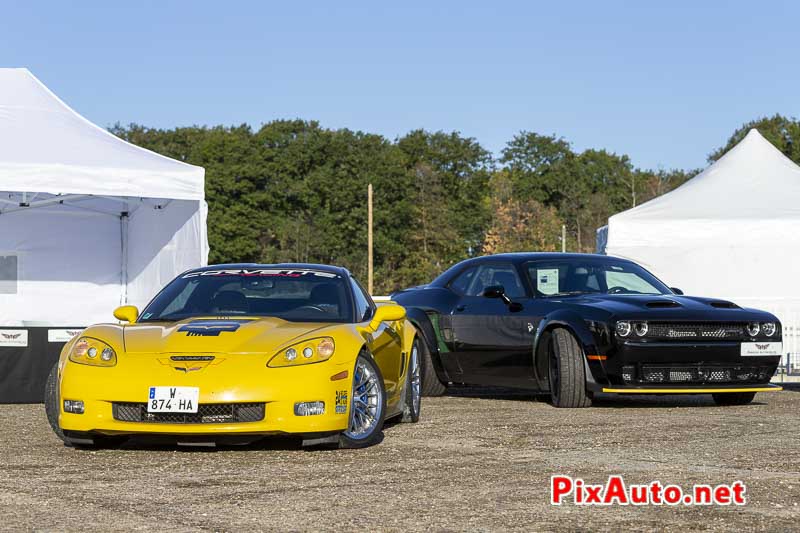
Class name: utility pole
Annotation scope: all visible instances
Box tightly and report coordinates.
[561,224,566,253]
[368,183,373,294]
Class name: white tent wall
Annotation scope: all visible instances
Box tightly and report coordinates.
[126,199,209,312]
[0,196,209,326]
[0,203,121,325]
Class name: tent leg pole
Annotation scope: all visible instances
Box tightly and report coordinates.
[120,210,129,305]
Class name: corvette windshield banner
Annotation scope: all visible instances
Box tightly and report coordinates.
[182,269,338,279]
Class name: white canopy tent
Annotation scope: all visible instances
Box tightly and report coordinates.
[599,129,800,362]
[0,68,208,326]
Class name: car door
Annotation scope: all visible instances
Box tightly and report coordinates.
[351,277,403,400]
[445,262,537,387]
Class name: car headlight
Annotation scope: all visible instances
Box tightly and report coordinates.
[69,337,117,367]
[746,322,760,337]
[268,337,335,367]
[615,321,631,337]
[762,322,777,337]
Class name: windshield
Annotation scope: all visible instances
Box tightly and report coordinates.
[139,269,353,323]
[527,259,671,297]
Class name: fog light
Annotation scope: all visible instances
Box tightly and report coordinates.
[63,399,84,414]
[294,401,325,416]
[621,365,635,383]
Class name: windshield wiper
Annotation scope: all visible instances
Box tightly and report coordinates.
[545,291,592,297]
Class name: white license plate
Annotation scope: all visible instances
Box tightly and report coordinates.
[147,386,199,413]
[741,342,783,356]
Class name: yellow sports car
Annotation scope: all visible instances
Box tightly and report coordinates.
[45,264,421,449]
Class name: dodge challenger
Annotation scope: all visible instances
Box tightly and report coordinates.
[45,264,421,448]
[392,253,782,407]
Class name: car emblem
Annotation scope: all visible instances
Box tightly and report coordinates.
[2,333,21,340]
[158,355,223,372]
[173,366,203,373]
[755,343,770,350]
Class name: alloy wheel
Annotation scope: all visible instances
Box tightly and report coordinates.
[344,357,382,439]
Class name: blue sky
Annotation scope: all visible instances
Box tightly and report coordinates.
[1,1,798,170]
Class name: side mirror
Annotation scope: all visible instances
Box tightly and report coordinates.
[483,285,523,312]
[482,285,505,299]
[670,287,684,295]
[368,304,407,331]
[114,305,139,324]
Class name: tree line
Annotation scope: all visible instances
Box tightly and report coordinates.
[111,114,788,293]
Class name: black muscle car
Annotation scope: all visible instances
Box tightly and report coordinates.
[392,253,783,407]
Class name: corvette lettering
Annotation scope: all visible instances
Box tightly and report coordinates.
[182,269,337,279]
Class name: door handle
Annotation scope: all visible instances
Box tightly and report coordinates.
[455,305,466,312]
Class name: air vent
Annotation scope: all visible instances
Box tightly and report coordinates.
[645,300,681,308]
[710,301,739,309]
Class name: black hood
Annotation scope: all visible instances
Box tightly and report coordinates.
[557,293,778,322]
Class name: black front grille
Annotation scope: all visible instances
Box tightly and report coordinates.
[112,402,265,424]
[644,322,749,341]
[636,364,774,385]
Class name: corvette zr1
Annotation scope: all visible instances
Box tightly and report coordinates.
[45,264,421,448]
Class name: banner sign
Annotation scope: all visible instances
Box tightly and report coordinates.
[0,329,28,347]
[47,329,83,343]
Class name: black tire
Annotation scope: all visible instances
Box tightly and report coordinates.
[419,337,446,397]
[339,354,387,449]
[44,363,68,444]
[548,328,592,408]
[401,338,422,423]
[712,392,756,406]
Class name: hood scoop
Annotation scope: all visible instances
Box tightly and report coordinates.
[645,300,682,308]
[709,300,739,309]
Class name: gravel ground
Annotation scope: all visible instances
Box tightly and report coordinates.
[1,388,798,532]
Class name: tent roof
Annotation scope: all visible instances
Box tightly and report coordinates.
[0,68,204,201]
[609,129,800,222]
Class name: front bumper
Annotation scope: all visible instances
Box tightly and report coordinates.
[59,353,354,437]
[587,341,782,390]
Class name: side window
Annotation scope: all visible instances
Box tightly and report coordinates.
[465,263,526,298]
[350,277,374,322]
[448,266,477,295]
